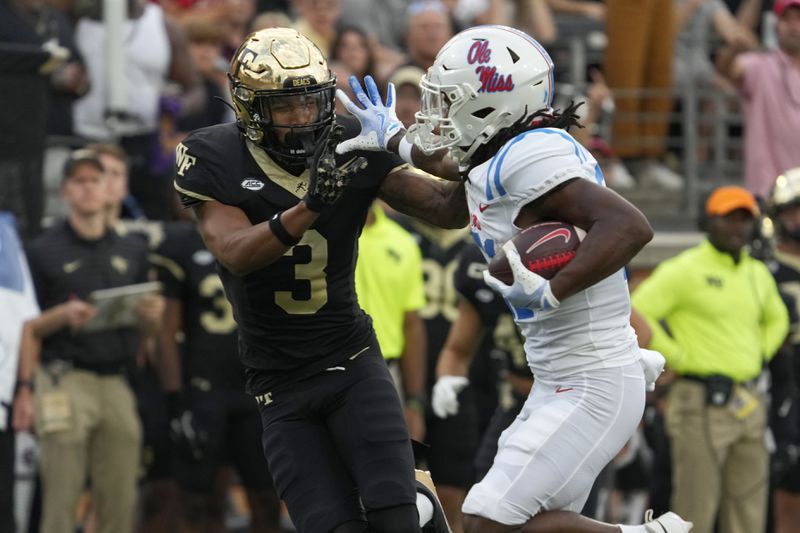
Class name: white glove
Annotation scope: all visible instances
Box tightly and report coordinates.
[482,240,560,312]
[335,75,404,154]
[639,348,665,392]
[432,376,469,418]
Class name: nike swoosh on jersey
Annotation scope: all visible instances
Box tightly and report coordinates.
[525,228,572,254]
[62,260,82,273]
[479,203,490,212]
[555,386,573,394]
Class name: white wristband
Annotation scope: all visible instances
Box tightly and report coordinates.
[398,136,415,166]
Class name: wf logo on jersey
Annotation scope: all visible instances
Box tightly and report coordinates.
[175,143,197,176]
[467,39,514,93]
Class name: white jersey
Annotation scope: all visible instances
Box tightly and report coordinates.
[465,128,639,377]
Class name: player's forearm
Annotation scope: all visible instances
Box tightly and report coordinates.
[379,170,469,229]
[197,201,320,276]
[387,134,461,182]
[400,312,427,399]
[550,213,652,300]
[156,299,184,393]
[17,321,42,382]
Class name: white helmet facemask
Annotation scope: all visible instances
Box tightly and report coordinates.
[413,25,555,164]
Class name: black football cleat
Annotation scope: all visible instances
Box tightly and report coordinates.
[415,470,452,533]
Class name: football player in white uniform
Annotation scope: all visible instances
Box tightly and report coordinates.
[337,25,693,533]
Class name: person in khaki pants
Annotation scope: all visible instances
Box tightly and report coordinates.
[632,186,790,533]
[12,149,164,533]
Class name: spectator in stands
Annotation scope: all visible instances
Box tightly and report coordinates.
[177,20,233,131]
[405,1,454,72]
[0,212,39,533]
[292,0,341,56]
[389,65,425,129]
[331,26,374,81]
[73,0,204,220]
[546,0,605,20]
[355,202,428,443]
[12,149,165,533]
[514,0,558,44]
[0,0,89,136]
[720,0,800,200]
[250,9,292,31]
[632,185,789,533]
[339,0,411,51]
[604,0,682,191]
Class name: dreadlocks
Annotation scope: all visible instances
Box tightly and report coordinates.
[464,101,585,178]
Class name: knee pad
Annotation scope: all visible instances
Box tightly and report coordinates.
[367,504,420,533]
[330,520,368,533]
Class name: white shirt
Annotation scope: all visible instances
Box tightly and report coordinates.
[465,128,639,377]
[74,3,171,139]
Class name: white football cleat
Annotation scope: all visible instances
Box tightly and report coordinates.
[643,510,693,532]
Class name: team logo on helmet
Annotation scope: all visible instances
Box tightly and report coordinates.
[467,40,514,93]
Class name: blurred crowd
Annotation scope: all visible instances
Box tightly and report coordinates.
[1,0,800,532]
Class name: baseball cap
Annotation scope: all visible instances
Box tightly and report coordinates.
[706,186,760,217]
[389,65,425,91]
[774,0,800,16]
[62,148,104,181]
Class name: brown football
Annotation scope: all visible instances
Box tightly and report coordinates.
[488,221,584,284]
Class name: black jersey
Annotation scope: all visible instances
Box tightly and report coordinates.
[152,221,245,390]
[769,249,800,388]
[173,118,403,392]
[26,221,150,366]
[454,244,530,381]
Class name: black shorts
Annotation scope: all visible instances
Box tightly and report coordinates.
[257,342,416,533]
[425,386,479,488]
[174,386,273,493]
[133,366,172,481]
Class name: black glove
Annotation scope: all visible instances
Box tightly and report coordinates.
[166,392,208,462]
[772,442,800,482]
[303,124,368,212]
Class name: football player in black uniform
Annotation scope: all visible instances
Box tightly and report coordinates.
[151,218,281,532]
[173,27,464,533]
[766,167,800,533]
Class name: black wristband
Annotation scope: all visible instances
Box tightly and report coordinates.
[15,379,34,393]
[268,212,301,247]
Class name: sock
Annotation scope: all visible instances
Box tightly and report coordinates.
[416,492,434,527]
[618,525,646,532]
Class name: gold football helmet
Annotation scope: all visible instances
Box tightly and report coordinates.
[769,167,800,240]
[229,27,335,166]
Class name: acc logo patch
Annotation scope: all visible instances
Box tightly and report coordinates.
[241,178,265,191]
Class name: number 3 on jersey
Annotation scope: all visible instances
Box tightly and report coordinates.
[275,230,329,314]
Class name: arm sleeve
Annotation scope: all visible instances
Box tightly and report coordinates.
[631,259,687,367]
[761,267,791,360]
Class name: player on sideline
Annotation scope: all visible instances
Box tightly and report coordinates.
[173,27,457,533]
[336,24,693,533]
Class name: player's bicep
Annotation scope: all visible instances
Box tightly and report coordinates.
[516,177,644,231]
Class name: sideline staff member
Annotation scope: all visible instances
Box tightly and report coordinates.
[12,149,164,533]
[632,186,789,533]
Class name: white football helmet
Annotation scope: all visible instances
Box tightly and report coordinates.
[414,25,554,163]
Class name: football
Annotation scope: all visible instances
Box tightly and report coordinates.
[488,221,585,284]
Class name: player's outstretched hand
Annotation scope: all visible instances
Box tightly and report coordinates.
[432,375,469,418]
[335,75,404,154]
[483,240,560,311]
[304,123,367,212]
